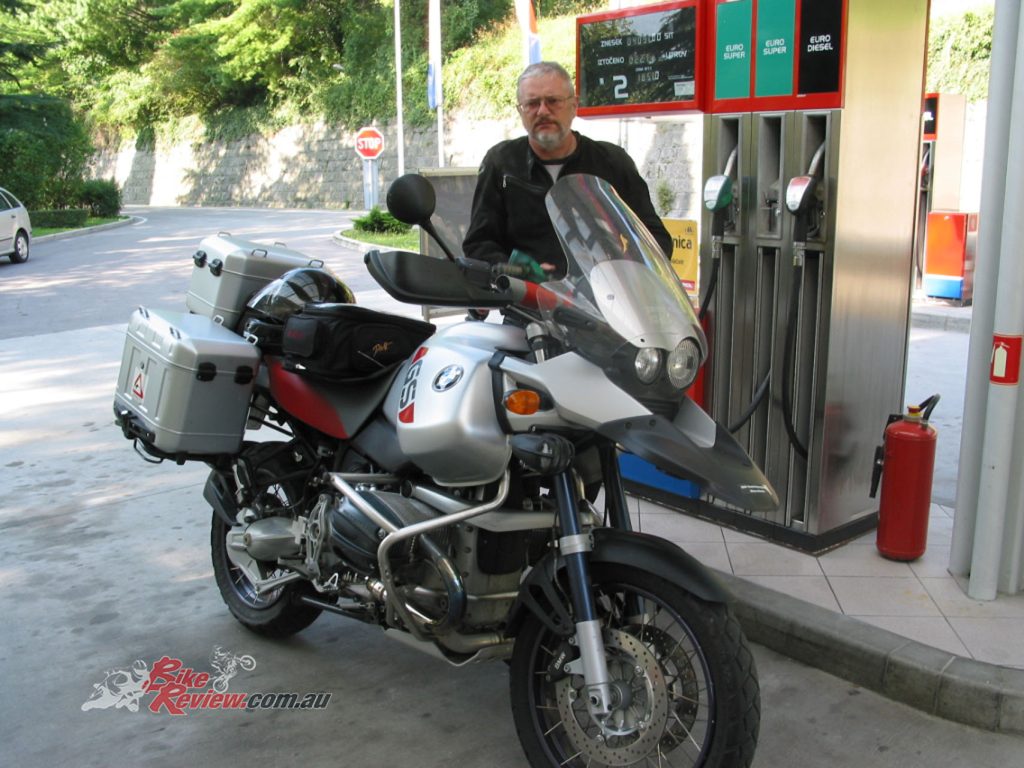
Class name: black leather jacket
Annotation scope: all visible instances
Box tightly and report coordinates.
[462,132,674,277]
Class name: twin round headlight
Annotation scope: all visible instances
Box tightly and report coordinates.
[633,338,702,389]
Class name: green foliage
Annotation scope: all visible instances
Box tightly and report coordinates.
[654,179,675,217]
[443,14,579,120]
[30,207,90,227]
[0,94,93,209]
[353,206,411,235]
[1,0,603,139]
[927,6,994,101]
[78,178,122,217]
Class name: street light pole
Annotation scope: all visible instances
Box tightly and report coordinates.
[394,0,406,176]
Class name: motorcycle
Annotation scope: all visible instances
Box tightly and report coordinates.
[114,172,778,768]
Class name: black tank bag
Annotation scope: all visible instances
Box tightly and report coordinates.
[282,303,435,382]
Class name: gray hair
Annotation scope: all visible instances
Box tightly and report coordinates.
[517,62,575,97]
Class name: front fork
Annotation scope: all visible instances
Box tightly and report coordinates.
[552,469,616,720]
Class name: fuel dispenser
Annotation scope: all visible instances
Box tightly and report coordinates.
[689,0,929,551]
[570,0,929,550]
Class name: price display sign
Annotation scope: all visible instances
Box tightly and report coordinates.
[576,0,703,117]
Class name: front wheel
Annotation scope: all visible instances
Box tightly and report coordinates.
[10,231,29,263]
[510,564,759,768]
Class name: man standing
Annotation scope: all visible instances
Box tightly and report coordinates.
[463,61,673,277]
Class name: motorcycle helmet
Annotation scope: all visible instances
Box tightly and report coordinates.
[246,267,356,323]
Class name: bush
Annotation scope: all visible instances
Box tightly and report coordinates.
[353,206,411,234]
[30,208,90,228]
[79,179,122,217]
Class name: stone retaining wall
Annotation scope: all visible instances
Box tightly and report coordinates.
[90,113,705,220]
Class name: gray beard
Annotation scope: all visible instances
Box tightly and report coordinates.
[532,127,567,153]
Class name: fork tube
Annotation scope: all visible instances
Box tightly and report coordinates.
[600,442,633,532]
[553,470,596,620]
[552,469,613,718]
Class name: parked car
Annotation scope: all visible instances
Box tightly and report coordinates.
[0,187,31,263]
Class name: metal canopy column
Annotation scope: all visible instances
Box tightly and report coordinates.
[950,0,1024,599]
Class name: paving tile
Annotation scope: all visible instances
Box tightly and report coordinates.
[741,575,841,612]
[630,508,725,543]
[726,541,823,577]
[720,527,765,545]
[675,541,731,572]
[920,577,1024,619]
[828,576,942,617]
[818,544,915,577]
[946,617,1024,667]
[927,516,954,548]
[858,615,970,657]
[908,545,952,579]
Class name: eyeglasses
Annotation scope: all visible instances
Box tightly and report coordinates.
[516,95,575,114]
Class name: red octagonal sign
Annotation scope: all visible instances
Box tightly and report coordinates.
[354,127,385,160]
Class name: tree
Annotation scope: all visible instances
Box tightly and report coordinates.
[0,0,47,86]
[0,94,93,209]
[927,6,994,101]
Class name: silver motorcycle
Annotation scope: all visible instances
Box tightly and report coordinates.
[116,172,777,768]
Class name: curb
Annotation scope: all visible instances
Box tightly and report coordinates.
[911,308,973,334]
[332,229,375,253]
[33,216,142,245]
[718,571,1024,735]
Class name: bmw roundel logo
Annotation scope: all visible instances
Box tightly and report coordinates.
[432,365,464,392]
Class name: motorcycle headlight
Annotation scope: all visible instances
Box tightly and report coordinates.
[667,339,702,389]
[634,348,663,384]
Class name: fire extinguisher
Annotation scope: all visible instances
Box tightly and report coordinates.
[870,394,940,561]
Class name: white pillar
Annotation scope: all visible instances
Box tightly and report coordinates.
[951,0,1024,599]
[393,0,406,177]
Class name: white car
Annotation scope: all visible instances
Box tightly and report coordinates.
[0,187,31,264]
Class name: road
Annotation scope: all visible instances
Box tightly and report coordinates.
[0,207,1019,767]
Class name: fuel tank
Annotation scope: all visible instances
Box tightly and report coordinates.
[384,322,529,486]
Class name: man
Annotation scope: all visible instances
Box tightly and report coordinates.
[463,61,674,277]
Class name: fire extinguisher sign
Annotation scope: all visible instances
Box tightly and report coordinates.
[990,334,1023,385]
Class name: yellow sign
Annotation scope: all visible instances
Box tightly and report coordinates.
[663,218,698,295]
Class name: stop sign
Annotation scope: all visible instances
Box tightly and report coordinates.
[354,127,385,160]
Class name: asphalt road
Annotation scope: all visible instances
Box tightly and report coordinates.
[0,207,1019,767]
[0,206,375,340]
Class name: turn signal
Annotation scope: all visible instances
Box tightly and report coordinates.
[504,389,542,415]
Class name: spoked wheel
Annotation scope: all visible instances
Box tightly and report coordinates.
[210,443,321,638]
[510,564,760,768]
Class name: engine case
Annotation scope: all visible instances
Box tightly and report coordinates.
[384,322,528,486]
[328,491,446,574]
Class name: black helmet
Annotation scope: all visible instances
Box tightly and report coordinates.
[246,268,355,322]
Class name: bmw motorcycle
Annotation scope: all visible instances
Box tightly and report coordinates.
[115,172,778,768]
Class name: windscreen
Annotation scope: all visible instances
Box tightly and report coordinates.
[540,174,706,356]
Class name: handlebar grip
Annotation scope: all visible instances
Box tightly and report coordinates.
[494,273,528,302]
[491,262,531,278]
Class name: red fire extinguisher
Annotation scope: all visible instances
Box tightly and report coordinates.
[870,395,939,561]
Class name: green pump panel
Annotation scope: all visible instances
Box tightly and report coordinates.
[754,0,796,97]
[714,0,752,100]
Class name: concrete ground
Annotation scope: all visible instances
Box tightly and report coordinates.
[2,221,1022,767]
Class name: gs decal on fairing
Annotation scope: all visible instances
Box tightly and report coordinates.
[398,347,428,423]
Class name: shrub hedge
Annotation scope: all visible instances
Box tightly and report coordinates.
[30,208,90,228]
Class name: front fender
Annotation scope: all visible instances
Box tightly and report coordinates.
[506,527,730,638]
[600,397,779,512]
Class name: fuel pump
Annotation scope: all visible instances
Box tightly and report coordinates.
[700,146,738,321]
[782,141,827,459]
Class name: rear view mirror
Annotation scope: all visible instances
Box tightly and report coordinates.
[386,174,437,226]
